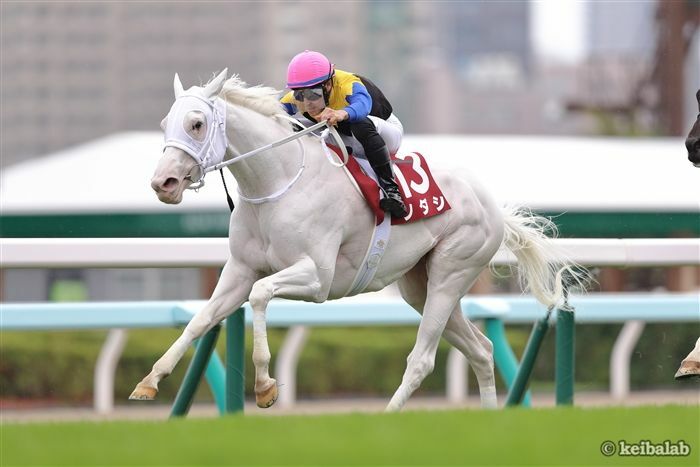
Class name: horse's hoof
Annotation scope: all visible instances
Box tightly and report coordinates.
[255,380,278,408]
[129,384,158,400]
[675,360,700,380]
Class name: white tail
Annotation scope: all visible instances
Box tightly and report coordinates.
[500,206,588,310]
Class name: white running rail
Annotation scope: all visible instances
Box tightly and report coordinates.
[1,237,698,268]
[1,237,698,411]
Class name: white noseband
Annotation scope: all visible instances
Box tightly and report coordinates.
[163,93,228,185]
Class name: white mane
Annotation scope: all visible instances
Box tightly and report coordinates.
[220,75,286,118]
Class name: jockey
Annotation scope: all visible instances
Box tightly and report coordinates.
[280,50,408,218]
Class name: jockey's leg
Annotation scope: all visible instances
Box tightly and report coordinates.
[130,259,256,400]
[350,117,408,218]
[248,257,325,408]
[369,113,404,155]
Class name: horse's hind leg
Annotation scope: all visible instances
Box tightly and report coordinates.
[129,259,255,400]
[388,261,487,412]
[397,261,497,409]
[443,308,497,408]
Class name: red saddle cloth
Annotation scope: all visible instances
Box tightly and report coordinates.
[330,146,451,225]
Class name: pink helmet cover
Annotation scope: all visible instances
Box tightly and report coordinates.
[286,50,334,89]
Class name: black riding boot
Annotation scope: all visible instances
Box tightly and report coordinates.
[349,117,408,218]
[368,147,409,218]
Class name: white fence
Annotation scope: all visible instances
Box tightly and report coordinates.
[2,238,699,268]
[1,237,699,412]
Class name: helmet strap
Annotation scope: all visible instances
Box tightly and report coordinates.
[322,77,332,105]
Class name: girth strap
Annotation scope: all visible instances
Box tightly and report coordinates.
[344,158,392,296]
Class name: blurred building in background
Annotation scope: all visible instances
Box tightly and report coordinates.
[1,2,267,166]
[567,0,699,136]
[2,1,699,301]
[587,0,657,55]
[565,1,657,135]
[7,1,698,169]
[651,0,700,135]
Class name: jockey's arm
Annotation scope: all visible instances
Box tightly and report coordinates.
[280,91,298,115]
[342,82,372,122]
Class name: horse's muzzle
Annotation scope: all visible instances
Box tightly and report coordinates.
[151,176,183,203]
[151,176,178,192]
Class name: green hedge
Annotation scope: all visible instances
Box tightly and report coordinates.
[1,323,697,404]
[0,327,461,403]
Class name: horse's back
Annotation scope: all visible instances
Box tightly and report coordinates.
[416,165,505,262]
[230,144,505,300]
[339,165,505,296]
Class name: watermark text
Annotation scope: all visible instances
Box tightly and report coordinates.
[600,440,691,457]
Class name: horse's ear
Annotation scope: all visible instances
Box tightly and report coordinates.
[174,73,184,98]
[203,68,228,100]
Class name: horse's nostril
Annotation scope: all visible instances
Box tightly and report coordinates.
[151,177,179,193]
[163,178,178,190]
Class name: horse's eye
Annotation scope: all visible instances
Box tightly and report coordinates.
[193,121,203,131]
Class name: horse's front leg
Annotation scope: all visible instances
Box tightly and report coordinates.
[129,259,256,400]
[248,257,327,408]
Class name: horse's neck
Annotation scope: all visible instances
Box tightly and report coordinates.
[224,103,320,201]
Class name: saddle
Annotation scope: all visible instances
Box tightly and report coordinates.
[327,146,451,225]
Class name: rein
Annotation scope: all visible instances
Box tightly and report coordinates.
[186,110,350,207]
[209,119,328,172]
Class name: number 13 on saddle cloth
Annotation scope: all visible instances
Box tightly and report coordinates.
[327,145,451,225]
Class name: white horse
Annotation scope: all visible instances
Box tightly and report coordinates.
[130,69,580,411]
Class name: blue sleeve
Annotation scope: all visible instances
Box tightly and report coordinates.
[344,82,372,121]
[282,102,297,115]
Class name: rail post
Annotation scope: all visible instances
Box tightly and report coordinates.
[170,324,222,417]
[485,318,532,407]
[226,307,246,413]
[505,310,551,406]
[555,304,575,405]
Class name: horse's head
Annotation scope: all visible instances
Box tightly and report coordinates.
[151,69,229,204]
[686,89,700,168]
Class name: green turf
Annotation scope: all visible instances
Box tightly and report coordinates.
[1,405,698,466]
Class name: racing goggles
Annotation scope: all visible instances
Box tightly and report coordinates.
[293,86,324,102]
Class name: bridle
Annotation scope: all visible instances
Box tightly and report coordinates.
[164,94,349,202]
[163,93,228,190]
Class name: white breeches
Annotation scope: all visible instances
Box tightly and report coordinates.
[295,113,404,158]
[338,113,404,158]
[369,113,404,155]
